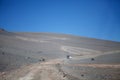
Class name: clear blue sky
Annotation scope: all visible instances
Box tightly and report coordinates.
[0,0,120,42]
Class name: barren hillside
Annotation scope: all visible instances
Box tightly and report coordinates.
[0,30,120,80]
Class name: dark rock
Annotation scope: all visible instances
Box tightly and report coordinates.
[66,55,72,59]
[26,57,30,59]
[91,58,95,61]
[81,74,84,77]
[63,73,67,77]
[2,52,5,55]
[42,58,45,61]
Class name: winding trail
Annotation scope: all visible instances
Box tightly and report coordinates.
[1,45,120,80]
[1,57,120,80]
[18,59,64,80]
[15,58,71,80]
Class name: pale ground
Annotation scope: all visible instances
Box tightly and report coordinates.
[0,59,67,80]
[0,58,120,80]
[0,31,120,80]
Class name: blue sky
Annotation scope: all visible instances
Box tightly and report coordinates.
[0,0,120,42]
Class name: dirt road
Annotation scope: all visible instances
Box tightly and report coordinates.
[0,59,69,80]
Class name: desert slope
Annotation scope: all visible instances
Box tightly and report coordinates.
[0,30,120,80]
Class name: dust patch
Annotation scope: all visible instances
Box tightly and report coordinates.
[64,64,120,68]
[15,36,48,43]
